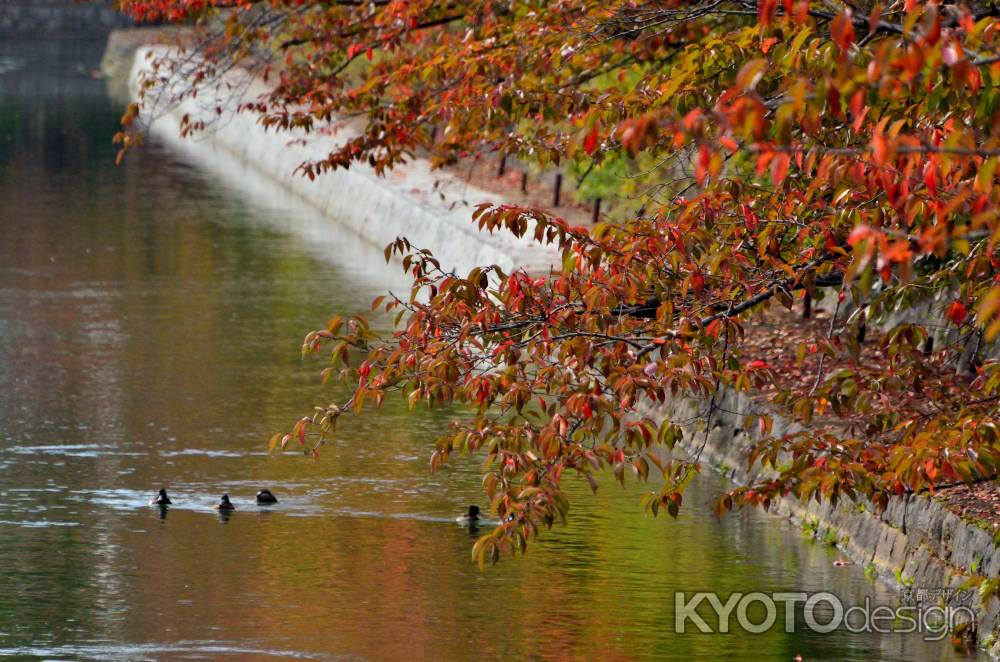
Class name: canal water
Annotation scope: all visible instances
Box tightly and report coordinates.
[0,38,982,661]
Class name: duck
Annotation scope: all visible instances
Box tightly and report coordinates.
[256,489,278,505]
[150,488,172,506]
[457,505,480,523]
[832,559,854,567]
[214,494,235,511]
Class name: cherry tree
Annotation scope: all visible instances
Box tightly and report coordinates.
[120,0,1000,563]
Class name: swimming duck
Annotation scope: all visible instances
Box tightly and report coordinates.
[457,505,480,523]
[256,489,278,505]
[215,494,235,511]
[150,488,171,506]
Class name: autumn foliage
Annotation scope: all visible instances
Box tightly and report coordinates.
[121,0,1000,562]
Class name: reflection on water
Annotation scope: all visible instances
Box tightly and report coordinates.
[0,39,982,661]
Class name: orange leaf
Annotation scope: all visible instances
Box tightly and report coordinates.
[871,131,888,165]
[771,152,790,187]
[849,89,864,120]
[719,136,739,152]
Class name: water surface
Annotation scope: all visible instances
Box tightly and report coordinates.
[0,39,982,661]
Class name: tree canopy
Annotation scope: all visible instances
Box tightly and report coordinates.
[120,0,1000,563]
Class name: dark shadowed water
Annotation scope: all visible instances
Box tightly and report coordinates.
[0,38,984,661]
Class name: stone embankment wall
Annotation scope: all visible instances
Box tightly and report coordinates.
[120,42,558,277]
[0,0,132,37]
[649,389,1000,654]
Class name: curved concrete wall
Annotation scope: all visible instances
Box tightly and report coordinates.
[128,47,558,279]
[646,389,1000,654]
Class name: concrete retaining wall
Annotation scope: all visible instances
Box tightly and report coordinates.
[649,389,1000,653]
[127,45,558,278]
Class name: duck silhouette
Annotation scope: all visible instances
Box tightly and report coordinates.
[256,489,277,505]
[150,488,171,506]
[457,505,480,523]
[214,494,235,511]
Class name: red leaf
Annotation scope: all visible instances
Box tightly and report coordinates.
[831,9,855,51]
[947,300,968,326]
[849,89,864,119]
[583,125,599,155]
[847,224,873,246]
[758,0,777,26]
[691,271,705,293]
[923,162,938,197]
[695,144,710,185]
[826,86,842,117]
[793,0,809,24]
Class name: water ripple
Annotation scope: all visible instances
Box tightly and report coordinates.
[0,642,339,661]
